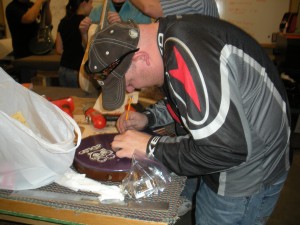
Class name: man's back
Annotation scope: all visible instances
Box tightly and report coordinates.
[157,15,291,196]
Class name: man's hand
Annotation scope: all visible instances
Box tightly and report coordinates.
[107,11,122,24]
[22,0,51,24]
[79,17,92,47]
[111,130,152,158]
[79,17,92,36]
[116,111,148,133]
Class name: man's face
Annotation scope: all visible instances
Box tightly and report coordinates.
[124,59,164,93]
[124,67,141,93]
[124,62,149,93]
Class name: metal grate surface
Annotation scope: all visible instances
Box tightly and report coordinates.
[0,175,186,224]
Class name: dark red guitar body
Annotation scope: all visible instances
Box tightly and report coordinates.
[73,133,131,182]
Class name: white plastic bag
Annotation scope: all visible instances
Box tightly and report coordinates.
[0,68,81,190]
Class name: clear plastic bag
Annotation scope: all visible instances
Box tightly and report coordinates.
[0,68,81,190]
[121,151,171,199]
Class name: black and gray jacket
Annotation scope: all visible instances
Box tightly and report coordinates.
[145,15,291,197]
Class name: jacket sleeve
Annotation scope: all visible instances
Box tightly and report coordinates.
[144,100,174,128]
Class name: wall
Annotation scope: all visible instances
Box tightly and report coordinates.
[216,0,290,45]
[290,0,300,12]
[0,6,5,40]
[2,0,12,38]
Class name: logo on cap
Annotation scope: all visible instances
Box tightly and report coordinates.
[129,29,138,39]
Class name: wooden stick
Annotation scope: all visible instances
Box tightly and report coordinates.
[99,0,109,30]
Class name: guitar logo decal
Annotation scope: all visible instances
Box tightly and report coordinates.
[78,144,115,163]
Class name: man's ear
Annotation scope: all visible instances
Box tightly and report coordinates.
[132,51,150,66]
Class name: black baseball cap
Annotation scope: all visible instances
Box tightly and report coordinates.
[86,21,139,111]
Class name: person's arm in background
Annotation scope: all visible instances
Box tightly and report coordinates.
[55,31,63,55]
[79,4,100,48]
[79,16,92,48]
[130,0,163,18]
[107,11,122,24]
[21,0,51,24]
[44,0,52,26]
